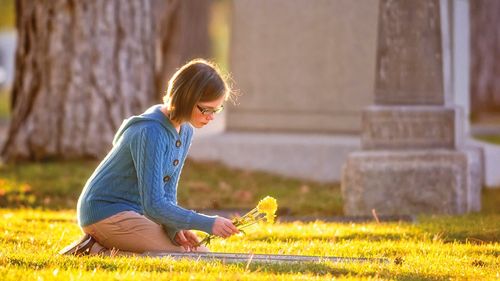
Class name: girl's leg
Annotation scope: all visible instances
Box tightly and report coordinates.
[83,211,205,256]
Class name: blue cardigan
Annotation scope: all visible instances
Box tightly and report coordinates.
[77,105,215,242]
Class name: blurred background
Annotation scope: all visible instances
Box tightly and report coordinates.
[0,0,498,215]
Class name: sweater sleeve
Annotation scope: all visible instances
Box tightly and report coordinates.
[162,225,181,246]
[129,125,216,235]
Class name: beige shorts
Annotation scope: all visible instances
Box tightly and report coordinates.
[82,211,184,253]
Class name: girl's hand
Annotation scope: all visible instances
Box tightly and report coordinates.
[175,230,201,251]
[212,217,239,238]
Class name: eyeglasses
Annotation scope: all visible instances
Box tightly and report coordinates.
[196,104,224,115]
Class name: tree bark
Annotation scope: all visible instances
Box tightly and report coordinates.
[470,0,500,120]
[2,0,213,161]
[3,0,157,161]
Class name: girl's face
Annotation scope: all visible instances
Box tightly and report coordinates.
[189,95,225,128]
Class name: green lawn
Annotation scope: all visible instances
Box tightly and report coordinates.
[475,135,500,146]
[0,159,343,215]
[0,160,499,280]
[0,209,498,280]
[2,159,499,215]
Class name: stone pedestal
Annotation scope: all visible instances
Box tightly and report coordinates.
[188,0,489,189]
[341,0,482,215]
[342,150,481,215]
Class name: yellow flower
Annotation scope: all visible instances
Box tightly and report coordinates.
[199,196,278,246]
[257,196,277,219]
[266,213,276,224]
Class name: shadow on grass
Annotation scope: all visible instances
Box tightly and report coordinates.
[417,214,500,243]
[5,255,387,278]
[3,255,459,280]
[245,232,419,243]
[4,255,349,276]
[394,273,455,281]
[246,262,459,281]
[246,262,352,276]
[244,213,500,244]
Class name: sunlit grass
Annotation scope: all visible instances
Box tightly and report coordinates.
[0,160,498,280]
[0,147,498,280]
[0,209,498,280]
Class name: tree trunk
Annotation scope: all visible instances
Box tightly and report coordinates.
[2,0,213,161]
[470,0,500,120]
[2,0,157,161]
[153,0,212,99]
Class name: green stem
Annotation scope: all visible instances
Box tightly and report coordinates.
[236,216,266,230]
[198,208,267,246]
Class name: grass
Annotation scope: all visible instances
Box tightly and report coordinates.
[0,161,100,209]
[0,0,14,31]
[0,156,499,280]
[0,88,10,119]
[180,160,343,215]
[2,159,499,215]
[0,159,343,215]
[3,159,498,215]
[0,160,499,279]
[482,188,500,214]
[474,135,500,145]
[0,209,498,280]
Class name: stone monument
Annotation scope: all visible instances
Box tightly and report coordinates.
[189,0,378,182]
[341,0,481,215]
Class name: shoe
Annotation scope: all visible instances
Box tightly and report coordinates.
[58,234,96,256]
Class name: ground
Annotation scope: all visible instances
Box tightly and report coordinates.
[0,160,499,280]
[0,209,499,280]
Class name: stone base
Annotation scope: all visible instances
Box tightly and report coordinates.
[341,149,479,216]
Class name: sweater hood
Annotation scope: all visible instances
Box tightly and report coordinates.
[112,105,179,145]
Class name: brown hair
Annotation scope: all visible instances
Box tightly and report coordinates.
[163,59,232,122]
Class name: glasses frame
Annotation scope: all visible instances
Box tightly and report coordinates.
[196,104,224,115]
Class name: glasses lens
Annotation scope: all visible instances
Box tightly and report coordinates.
[198,105,224,115]
[213,105,224,114]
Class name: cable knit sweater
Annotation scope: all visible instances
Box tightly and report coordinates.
[77,105,216,242]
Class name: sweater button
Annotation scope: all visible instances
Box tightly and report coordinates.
[163,175,171,182]
[175,140,181,147]
[173,159,179,166]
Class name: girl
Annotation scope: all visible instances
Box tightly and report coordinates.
[60,59,239,256]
